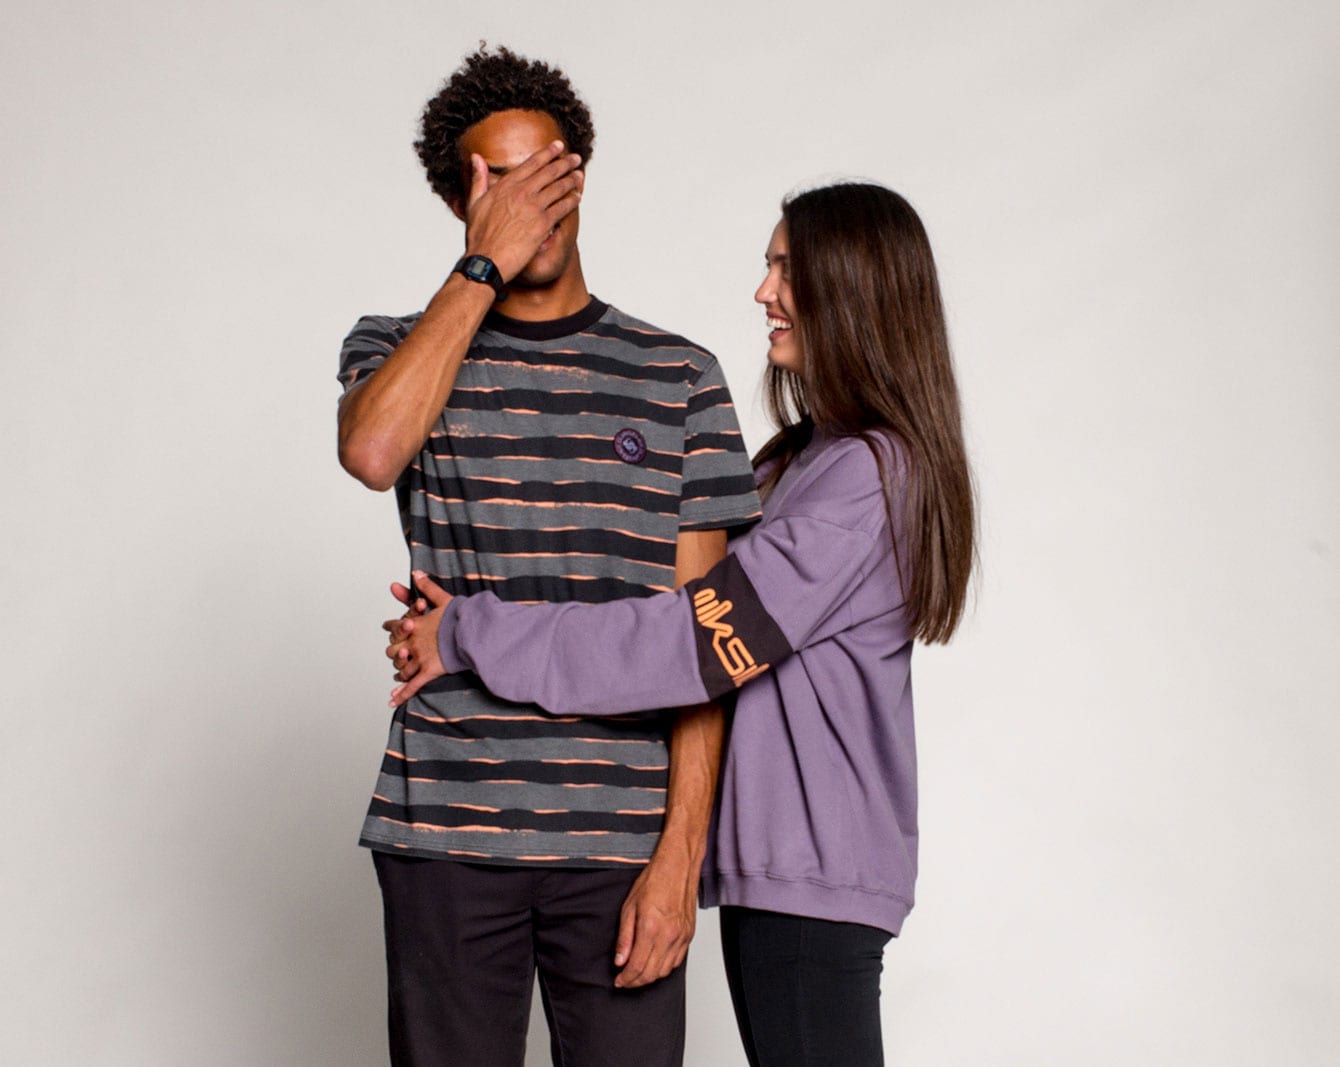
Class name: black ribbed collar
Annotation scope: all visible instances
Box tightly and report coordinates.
[482,296,608,341]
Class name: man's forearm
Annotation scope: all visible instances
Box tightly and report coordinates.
[609,688,724,988]
[338,274,495,491]
[655,701,725,871]
[649,525,730,873]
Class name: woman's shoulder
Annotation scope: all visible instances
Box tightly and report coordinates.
[808,430,906,485]
[774,431,904,534]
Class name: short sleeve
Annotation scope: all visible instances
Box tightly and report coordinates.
[678,357,762,532]
[336,315,406,397]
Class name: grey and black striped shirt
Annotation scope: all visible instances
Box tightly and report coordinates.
[339,297,761,865]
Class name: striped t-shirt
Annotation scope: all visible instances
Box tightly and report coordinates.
[338,297,761,866]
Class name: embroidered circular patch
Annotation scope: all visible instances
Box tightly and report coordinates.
[613,428,648,465]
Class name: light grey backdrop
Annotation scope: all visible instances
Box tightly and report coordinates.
[3,1,1337,1063]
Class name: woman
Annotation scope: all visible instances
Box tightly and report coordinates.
[386,181,975,1066]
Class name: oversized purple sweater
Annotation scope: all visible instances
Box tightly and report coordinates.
[436,432,918,935]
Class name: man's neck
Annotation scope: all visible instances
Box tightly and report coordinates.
[499,265,591,323]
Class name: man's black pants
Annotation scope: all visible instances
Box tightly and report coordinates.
[373,853,686,1067]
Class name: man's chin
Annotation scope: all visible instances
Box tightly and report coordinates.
[510,267,567,291]
[510,244,576,291]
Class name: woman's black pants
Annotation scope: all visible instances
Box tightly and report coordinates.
[719,906,893,1067]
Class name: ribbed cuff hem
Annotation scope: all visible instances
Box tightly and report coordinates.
[436,596,471,674]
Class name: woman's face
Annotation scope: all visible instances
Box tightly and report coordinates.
[755,220,803,373]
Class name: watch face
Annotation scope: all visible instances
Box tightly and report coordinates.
[456,255,504,299]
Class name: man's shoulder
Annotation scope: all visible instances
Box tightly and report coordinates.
[343,311,423,351]
[592,304,719,378]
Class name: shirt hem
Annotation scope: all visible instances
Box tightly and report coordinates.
[679,507,763,533]
[359,834,654,869]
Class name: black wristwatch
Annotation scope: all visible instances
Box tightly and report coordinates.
[452,254,508,301]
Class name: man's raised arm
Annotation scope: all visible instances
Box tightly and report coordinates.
[338,143,584,490]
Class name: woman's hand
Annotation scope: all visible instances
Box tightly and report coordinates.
[384,571,453,706]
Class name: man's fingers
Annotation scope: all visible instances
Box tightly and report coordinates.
[616,952,660,988]
[615,913,662,988]
[507,140,568,184]
[529,152,583,197]
[613,902,637,969]
[389,583,430,622]
[489,149,578,216]
[389,671,430,708]
[466,153,488,210]
[543,189,583,231]
[410,570,452,608]
[623,937,685,989]
[616,912,691,987]
[535,169,584,214]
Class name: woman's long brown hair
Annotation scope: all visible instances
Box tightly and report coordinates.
[753,183,976,643]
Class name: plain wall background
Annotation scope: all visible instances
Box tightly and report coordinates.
[3,1,1337,1063]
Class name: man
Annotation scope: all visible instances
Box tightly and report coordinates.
[336,47,760,1066]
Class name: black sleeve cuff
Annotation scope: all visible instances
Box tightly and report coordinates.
[684,554,792,698]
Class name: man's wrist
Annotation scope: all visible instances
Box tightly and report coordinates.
[452,254,508,301]
[648,826,707,870]
[426,270,499,315]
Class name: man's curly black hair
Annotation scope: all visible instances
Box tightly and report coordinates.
[416,45,595,206]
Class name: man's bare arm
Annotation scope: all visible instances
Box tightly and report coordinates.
[338,143,584,490]
[613,526,728,989]
[338,275,494,490]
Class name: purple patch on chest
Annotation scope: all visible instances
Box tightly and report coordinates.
[613,428,648,465]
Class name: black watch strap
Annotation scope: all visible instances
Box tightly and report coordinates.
[453,254,508,301]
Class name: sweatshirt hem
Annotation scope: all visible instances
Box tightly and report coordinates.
[702,868,912,936]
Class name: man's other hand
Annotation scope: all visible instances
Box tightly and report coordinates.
[612,852,698,989]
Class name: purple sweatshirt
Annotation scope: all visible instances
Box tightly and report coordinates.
[436,431,918,935]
